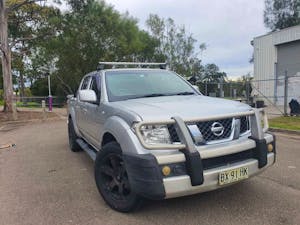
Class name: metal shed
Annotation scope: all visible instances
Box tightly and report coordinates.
[252,25,300,105]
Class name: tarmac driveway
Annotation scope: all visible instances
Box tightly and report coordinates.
[0,120,299,225]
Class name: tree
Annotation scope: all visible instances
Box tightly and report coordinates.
[0,0,58,113]
[30,0,159,95]
[202,63,227,82]
[0,0,51,113]
[264,0,300,31]
[0,62,2,89]
[0,0,14,113]
[146,14,205,77]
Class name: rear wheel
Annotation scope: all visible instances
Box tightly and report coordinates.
[95,142,142,212]
[68,118,82,152]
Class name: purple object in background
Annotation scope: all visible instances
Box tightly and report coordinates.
[48,96,53,112]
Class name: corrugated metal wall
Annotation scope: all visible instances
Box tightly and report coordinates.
[253,25,300,105]
[277,40,300,76]
[273,26,300,45]
[253,34,276,101]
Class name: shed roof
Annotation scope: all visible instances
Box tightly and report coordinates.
[253,25,300,45]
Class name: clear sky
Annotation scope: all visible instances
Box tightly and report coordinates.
[105,0,269,77]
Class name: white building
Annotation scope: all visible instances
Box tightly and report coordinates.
[252,25,300,105]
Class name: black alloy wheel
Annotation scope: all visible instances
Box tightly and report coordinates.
[95,142,142,212]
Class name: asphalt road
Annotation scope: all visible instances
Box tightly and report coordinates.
[0,120,299,225]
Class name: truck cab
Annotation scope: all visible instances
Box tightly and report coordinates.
[67,62,276,212]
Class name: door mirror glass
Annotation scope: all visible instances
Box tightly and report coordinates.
[79,90,97,103]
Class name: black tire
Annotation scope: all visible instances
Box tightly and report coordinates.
[68,118,82,152]
[94,142,143,212]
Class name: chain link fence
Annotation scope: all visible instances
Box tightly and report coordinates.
[197,74,300,117]
[12,96,66,109]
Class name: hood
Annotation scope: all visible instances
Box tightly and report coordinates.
[110,95,252,121]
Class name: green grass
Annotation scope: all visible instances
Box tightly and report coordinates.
[0,101,40,108]
[16,101,40,108]
[269,116,300,131]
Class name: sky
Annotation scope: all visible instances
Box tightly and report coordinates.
[104,0,269,78]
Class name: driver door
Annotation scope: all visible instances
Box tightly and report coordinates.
[84,75,104,149]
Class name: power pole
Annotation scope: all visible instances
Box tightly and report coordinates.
[0,0,15,114]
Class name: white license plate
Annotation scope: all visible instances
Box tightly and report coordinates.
[218,167,249,185]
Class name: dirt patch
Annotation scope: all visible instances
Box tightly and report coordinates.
[0,111,59,125]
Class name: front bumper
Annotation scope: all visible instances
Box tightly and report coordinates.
[123,133,275,200]
[163,152,275,198]
[124,109,275,200]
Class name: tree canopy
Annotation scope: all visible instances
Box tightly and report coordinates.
[264,0,300,31]
[146,14,205,77]
[1,0,228,100]
[30,0,161,94]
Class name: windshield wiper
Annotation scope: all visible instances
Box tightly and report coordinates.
[174,91,195,95]
[141,93,168,97]
[126,93,168,100]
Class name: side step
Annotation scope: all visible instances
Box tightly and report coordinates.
[76,139,97,161]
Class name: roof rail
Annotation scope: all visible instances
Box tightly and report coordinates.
[97,62,167,71]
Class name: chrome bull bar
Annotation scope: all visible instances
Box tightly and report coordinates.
[134,109,268,150]
[134,108,269,186]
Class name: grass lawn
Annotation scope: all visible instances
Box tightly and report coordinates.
[269,116,300,131]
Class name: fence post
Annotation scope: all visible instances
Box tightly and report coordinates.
[205,81,208,96]
[284,70,288,116]
[246,79,250,104]
[219,79,224,98]
[42,100,46,120]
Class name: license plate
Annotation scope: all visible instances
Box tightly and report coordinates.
[218,167,249,185]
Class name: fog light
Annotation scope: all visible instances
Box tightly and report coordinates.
[267,143,273,152]
[162,166,171,176]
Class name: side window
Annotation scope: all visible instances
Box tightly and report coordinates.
[81,76,91,90]
[89,76,101,103]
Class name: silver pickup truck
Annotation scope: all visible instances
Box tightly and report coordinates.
[67,62,276,212]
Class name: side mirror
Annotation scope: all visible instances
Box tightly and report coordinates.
[79,90,97,103]
[67,94,74,99]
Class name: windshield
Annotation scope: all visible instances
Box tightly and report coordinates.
[105,70,198,102]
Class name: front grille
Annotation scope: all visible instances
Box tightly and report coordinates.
[202,149,254,170]
[167,116,250,145]
[194,118,233,142]
[240,116,250,134]
[160,150,255,177]
[167,124,180,143]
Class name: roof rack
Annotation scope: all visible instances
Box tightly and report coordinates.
[97,62,167,71]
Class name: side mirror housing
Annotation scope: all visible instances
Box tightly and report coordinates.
[78,90,97,103]
[67,94,74,99]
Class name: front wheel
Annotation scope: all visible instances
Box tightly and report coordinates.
[94,142,142,212]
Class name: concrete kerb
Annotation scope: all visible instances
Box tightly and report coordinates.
[269,128,300,136]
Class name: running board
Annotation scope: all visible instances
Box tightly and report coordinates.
[76,139,97,161]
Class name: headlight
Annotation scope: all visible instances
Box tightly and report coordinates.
[140,125,171,145]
